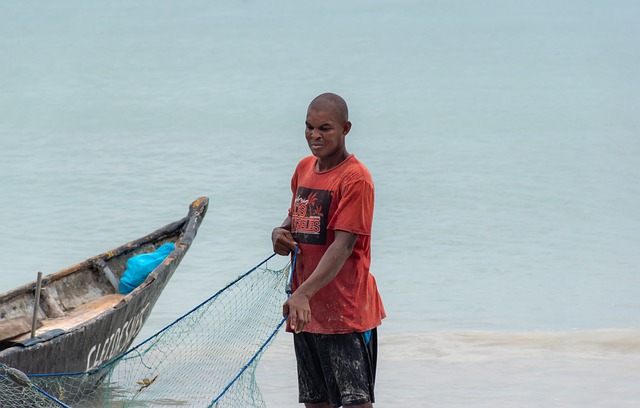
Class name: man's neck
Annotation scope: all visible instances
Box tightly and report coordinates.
[316,151,350,172]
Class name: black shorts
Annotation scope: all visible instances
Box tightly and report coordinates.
[293,329,378,407]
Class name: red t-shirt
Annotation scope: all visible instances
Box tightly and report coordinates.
[288,154,386,334]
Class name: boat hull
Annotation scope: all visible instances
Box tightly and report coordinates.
[0,197,208,376]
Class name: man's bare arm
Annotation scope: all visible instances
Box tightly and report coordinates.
[283,230,358,332]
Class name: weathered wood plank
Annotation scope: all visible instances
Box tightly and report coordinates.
[0,316,41,342]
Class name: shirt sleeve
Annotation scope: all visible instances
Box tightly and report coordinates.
[288,164,299,217]
[327,176,374,236]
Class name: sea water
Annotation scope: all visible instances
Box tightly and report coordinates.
[1,1,639,406]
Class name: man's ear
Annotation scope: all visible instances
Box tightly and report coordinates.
[343,121,352,136]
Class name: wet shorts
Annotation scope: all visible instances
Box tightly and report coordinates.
[293,329,378,407]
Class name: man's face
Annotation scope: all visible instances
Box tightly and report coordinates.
[305,108,349,161]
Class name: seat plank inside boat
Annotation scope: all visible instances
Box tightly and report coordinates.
[11,294,125,342]
[0,316,41,342]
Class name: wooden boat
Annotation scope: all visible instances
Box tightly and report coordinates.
[0,197,208,375]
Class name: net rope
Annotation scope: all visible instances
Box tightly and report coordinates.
[0,254,291,408]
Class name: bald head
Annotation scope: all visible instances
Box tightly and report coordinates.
[308,93,349,123]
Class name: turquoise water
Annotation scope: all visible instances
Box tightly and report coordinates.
[1,1,639,406]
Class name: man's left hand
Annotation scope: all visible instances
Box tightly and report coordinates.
[283,292,311,333]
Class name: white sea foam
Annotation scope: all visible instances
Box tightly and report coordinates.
[380,329,640,361]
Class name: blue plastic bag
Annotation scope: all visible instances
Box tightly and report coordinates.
[119,243,175,294]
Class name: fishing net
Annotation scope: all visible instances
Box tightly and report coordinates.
[0,255,290,408]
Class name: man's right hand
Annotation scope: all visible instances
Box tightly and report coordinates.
[271,227,299,256]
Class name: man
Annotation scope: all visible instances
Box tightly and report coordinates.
[272,93,385,408]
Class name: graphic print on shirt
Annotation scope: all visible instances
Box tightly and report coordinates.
[291,187,332,245]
